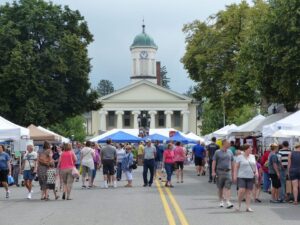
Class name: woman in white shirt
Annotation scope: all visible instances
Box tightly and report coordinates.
[80,141,95,188]
[234,144,258,212]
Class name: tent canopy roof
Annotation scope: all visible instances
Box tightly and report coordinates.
[28,124,60,141]
[0,116,29,140]
[229,115,266,137]
[97,131,142,143]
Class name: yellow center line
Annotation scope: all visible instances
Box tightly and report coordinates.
[165,187,190,225]
[155,179,176,225]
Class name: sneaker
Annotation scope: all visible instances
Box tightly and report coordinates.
[226,201,233,209]
[219,201,224,207]
[113,181,117,188]
[104,182,108,189]
[6,191,10,199]
[246,208,254,212]
[27,192,32,199]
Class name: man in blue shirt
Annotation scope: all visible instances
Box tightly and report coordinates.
[192,141,206,176]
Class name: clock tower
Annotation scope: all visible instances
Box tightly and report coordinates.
[130,24,158,84]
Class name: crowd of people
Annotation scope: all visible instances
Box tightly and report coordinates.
[0,138,191,200]
[1,136,300,213]
[205,137,300,212]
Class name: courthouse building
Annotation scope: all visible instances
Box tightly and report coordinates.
[86,25,198,136]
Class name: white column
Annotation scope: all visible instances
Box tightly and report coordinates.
[132,111,141,129]
[164,110,173,128]
[115,111,124,129]
[148,110,157,129]
[181,110,190,133]
[99,110,108,131]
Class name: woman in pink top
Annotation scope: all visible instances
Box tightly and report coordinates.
[58,143,77,200]
[163,143,175,188]
[174,142,186,183]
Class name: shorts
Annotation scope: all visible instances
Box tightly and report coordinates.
[269,174,281,188]
[194,157,203,166]
[237,178,254,190]
[289,170,300,181]
[0,169,8,182]
[175,161,184,170]
[23,170,35,181]
[103,159,115,175]
[216,173,232,189]
[81,165,93,177]
[47,183,55,190]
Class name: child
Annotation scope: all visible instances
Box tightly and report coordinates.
[47,165,59,200]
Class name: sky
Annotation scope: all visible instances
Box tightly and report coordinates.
[0,0,248,94]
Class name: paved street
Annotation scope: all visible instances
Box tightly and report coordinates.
[1,166,300,225]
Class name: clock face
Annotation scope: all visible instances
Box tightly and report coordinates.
[140,51,148,59]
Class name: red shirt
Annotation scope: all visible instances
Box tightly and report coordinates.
[163,149,174,164]
[260,150,270,173]
[59,151,76,170]
[174,146,185,162]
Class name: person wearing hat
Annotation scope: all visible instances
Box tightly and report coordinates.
[288,143,300,205]
[268,143,281,203]
[143,139,156,187]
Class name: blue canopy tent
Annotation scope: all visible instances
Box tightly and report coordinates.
[97,131,142,143]
[168,131,197,144]
[143,133,168,143]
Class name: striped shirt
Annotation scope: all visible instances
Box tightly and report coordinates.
[116,149,126,163]
[278,148,291,169]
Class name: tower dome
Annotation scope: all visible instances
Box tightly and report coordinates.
[130,25,158,50]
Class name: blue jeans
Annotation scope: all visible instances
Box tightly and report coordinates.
[280,169,286,200]
[143,159,155,185]
[165,163,174,182]
[263,172,271,192]
[117,162,123,180]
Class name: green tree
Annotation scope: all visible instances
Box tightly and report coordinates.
[182,1,260,119]
[239,0,300,111]
[96,79,114,97]
[200,101,224,135]
[160,65,170,89]
[49,115,86,142]
[0,0,101,126]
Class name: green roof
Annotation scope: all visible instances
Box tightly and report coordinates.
[130,25,158,50]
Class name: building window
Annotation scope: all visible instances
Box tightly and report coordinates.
[158,111,165,127]
[124,111,131,127]
[108,111,115,127]
[173,111,181,127]
[133,59,137,76]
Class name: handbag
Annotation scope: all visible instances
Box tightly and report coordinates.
[7,175,14,185]
[72,167,80,178]
[69,152,80,178]
[129,161,137,170]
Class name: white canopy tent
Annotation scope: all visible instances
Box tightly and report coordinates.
[185,132,204,143]
[262,111,300,137]
[204,124,237,143]
[228,115,266,138]
[271,129,300,138]
[0,116,29,140]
